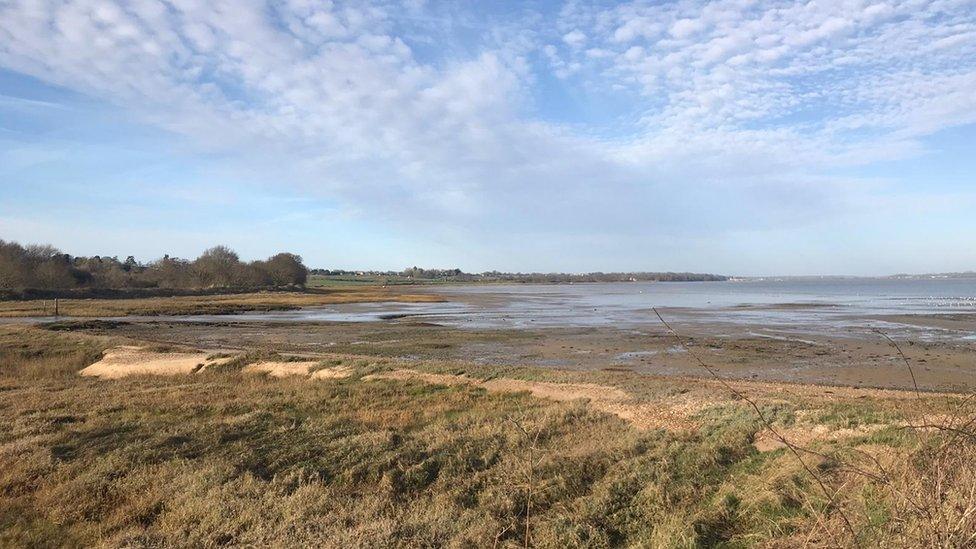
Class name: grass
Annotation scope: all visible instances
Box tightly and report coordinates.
[0,324,974,546]
[0,286,444,318]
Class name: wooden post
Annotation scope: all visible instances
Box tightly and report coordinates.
[54,298,59,317]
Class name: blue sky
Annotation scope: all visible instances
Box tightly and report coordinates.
[1,0,975,276]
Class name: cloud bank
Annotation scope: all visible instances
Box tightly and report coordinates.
[1,0,975,272]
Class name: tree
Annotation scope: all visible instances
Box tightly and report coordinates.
[237,260,273,287]
[33,260,76,289]
[0,239,29,288]
[193,246,241,287]
[265,253,308,286]
[146,255,193,288]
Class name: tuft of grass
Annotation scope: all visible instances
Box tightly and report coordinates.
[816,402,904,429]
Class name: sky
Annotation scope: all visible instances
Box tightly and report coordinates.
[1,0,975,276]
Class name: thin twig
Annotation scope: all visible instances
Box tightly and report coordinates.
[874,330,922,402]
[507,402,546,549]
[652,308,859,542]
[893,423,976,441]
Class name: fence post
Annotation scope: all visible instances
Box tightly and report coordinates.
[54,298,59,317]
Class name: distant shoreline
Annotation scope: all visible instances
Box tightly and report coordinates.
[732,273,976,281]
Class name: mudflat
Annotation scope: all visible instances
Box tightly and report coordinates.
[7,280,974,391]
[63,314,975,392]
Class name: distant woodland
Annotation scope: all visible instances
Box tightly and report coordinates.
[314,267,728,283]
[0,240,308,292]
[0,238,726,296]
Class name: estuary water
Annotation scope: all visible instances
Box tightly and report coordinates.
[12,278,976,342]
[135,277,976,342]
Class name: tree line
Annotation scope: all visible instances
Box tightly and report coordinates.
[472,271,728,283]
[0,240,308,290]
[310,267,727,283]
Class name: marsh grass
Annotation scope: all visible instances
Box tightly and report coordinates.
[0,325,109,381]
[0,287,444,318]
[204,350,304,373]
[0,324,973,547]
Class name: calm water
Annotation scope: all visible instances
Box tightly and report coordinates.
[441,278,976,315]
[15,278,976,341]
[427,279,976,339]
[128,278,976,340]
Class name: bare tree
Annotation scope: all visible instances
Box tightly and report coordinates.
[193,245,241,287]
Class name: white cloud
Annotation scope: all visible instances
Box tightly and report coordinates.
[552,0,976,172]
[669,18,705,39]
[0,0,974,257]
[562,29,587,48]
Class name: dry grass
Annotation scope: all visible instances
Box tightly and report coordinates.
[0,324,974,547]
[0,287,443,318]
[0,325,111,380]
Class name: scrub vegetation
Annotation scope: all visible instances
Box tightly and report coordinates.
[1,324,974,547]
[0,240,308,293]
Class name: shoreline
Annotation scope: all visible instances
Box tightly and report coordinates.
[3,281,973,392]
[49,315,976,393]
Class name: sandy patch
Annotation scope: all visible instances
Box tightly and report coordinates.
[245,361,355,379]
[310,366,354,380]
[82,347,360,381]
[605,400,707,431]
[244,361,318,378]
[482,377,629,402]
[753,423,890,452]
[363,370,629,401]
[80,346,235,379]
[363,369,707,430]
[364,369,469,386]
